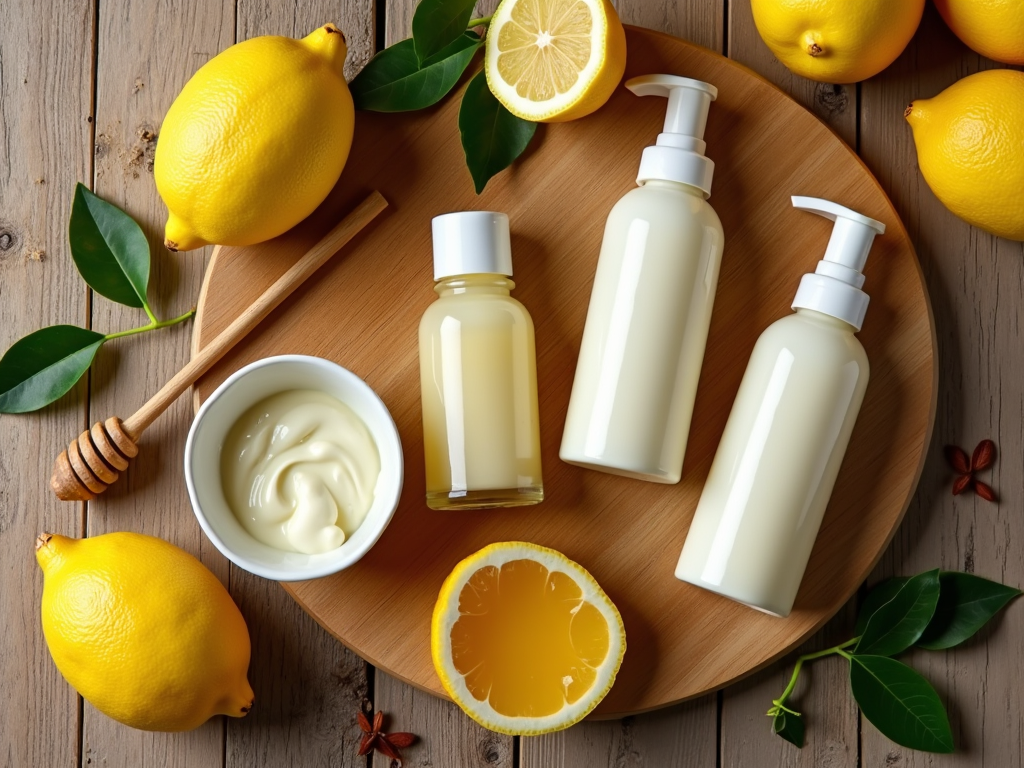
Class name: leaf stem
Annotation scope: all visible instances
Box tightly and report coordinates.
[468,15,492,28]
[103,308,195,341]
[142,302,159,326]
[774,637,861,709]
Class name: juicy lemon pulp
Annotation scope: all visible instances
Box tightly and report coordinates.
[451,558,610,717]
[496,0,593,101]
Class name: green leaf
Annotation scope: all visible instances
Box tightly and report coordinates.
[0,326,105,413]
[855,577,910,636]
[412,0,480,65]
[850,655,954,753]
[350,34,481,112]
[459,71,538,194]
[917,571,1022,650]
[69,183,151,308]
[856,569,940,657]
[772,709,805,748]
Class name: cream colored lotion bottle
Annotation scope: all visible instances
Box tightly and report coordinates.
[560,75,724,483]
[675,197,886,617]
[419,211,543,510]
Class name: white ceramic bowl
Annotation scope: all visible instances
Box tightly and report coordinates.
[185,355,403,581]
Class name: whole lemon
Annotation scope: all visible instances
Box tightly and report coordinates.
[935,0,1024,65]
[155,24,354,251]
[750,0,925,83]
[36,532,253,731]
[906,69,1024,242]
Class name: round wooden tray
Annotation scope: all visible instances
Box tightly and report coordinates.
[193,27,936,717]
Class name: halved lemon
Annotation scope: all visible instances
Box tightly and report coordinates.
[431,541,626,735]
[484,0,627,122]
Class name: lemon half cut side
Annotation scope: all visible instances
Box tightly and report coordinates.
[431,541,626,735]
[485,0,627,123]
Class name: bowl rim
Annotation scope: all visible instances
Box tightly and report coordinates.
[184,354,404,581]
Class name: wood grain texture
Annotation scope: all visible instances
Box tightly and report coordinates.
[193,27,934,716]
[83,0,234,765]
[858,6,1024,766]
[0,1,94,766]
[227,4,377,767]
[727,0,857,148]
[522,699,716,767]
[373,671,514,768]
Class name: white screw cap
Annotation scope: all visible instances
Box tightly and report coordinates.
[431,211,513,281]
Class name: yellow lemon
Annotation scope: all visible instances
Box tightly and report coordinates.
[36,532,253,732]
[750,0,925,83]
[484,0,627,122]
[431,542,625,735]
[155,24,354,251]
[935,0,1024,65]
[906,69,1024,242]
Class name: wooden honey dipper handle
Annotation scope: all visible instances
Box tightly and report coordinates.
[51,191,389,501]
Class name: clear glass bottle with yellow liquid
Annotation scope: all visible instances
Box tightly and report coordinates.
[418,212,543,510]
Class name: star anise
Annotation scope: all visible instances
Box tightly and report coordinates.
[357,710,416,765]
[945,439,997,502]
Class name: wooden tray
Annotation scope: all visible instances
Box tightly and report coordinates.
[192,27,937,717]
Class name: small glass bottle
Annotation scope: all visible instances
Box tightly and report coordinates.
[418,211,543,510]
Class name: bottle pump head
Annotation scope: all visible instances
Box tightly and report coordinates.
[626,74,718,197]
[791,196,886,331]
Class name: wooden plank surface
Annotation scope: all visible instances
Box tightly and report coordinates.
[858,5,1024,766]
[0,2,95,767]
[3,0,1023,766]
[83,0,234,765]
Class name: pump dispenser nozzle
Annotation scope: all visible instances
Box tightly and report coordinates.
[626,74,718,196]
[791,196,885,331]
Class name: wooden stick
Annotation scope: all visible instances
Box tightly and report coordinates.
[51,191,388,501]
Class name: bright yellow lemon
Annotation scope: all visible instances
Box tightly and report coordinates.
[155,24,354,251]
[906,69,1024,242]
[431,542,626,735]
[935,0,1024,65]
[37,532,253,732]
[484,0,627,122]
[750,0,925,83]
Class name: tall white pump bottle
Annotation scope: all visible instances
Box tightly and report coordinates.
[675,197,886,618]
[560,74,724,484]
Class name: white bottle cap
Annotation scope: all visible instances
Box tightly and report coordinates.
[431,211,513,280]
[791,196,886,331]
[626,74,718,197]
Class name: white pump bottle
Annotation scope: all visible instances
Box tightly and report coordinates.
[560,74,724,484]
[675,197,886,618]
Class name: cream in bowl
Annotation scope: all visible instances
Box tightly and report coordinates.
[185,355,403,581]
[221,389,381,555]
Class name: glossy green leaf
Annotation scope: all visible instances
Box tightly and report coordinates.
[459,71,537,194]
[856,569,940,657]
[772,710,805,748]
[850,655,954,753]
[855,577,910,636]
[350,34,481,112]
[412,0,480,64]
[69,183,150,308]
[917,571,1022,650]
[0,326,105,413]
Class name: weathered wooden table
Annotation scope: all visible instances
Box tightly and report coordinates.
[2,1,1021,766]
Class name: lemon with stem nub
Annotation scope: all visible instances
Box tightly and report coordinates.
[750,0,925,83]
[431,541,626,735]
[906,69,1024,242]
[155,24,354,252]
[484,0,627,122]
[36,531,253,732]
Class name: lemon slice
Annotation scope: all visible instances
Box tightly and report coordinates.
[431,541,626,735]
[484,0,627,122]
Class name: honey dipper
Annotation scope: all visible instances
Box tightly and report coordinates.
[51,190,388,501]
